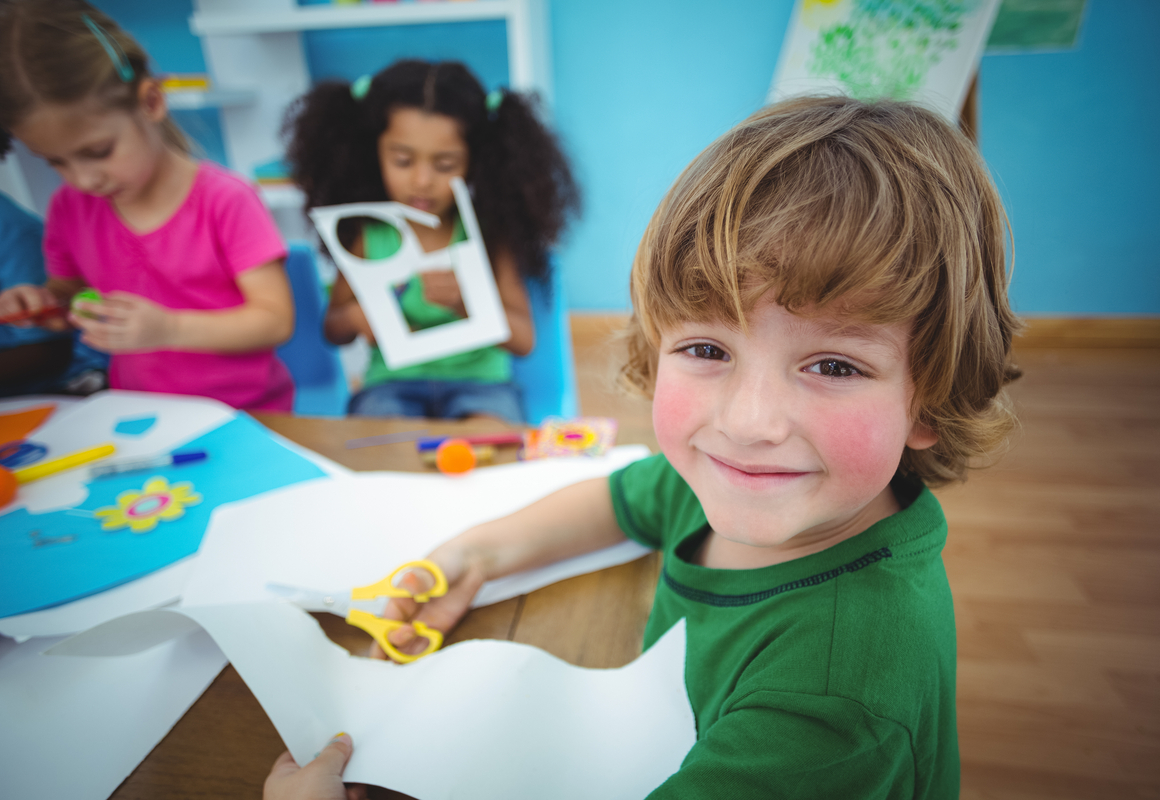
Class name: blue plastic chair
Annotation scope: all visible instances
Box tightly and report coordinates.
[512,266,579,425]
[276,242,350,417]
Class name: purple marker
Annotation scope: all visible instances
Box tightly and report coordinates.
[89,450,208,479]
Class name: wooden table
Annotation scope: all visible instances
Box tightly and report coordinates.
[110,414,660,800]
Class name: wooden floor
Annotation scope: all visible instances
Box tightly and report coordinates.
[570,316,1160,800]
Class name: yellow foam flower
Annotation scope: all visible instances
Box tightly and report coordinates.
[95,476,202,534]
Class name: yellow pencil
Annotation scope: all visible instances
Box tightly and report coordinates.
[13,443,116,484]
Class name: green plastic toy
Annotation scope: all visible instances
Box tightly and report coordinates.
[71,288,103,318]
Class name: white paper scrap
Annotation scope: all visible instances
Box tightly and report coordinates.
[48,604,695,800]
[0,629,226,800]
[180,445,653,610]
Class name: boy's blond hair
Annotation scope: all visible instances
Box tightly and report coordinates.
[622,96,1022,486]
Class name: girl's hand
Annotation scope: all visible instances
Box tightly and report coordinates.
[72,291,176,353]
[419,270,467,317]
[370,542,487,661]
[343,300,377,346]
[0,284,71,332]
[264,733,366,800]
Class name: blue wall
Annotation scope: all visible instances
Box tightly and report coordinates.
[90,0,1159,315]
[92,0,228,166]
[978,0,1160,315]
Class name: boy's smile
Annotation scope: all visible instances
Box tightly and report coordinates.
[652,298,937,569]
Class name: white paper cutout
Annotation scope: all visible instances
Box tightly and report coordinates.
[48,604,695,800]
[310,176,510,370]
[0,391,351,639]
[0,628,226,800]
[179,446,653,610]
[0,390,235,516]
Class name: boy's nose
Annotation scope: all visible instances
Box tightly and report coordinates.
[717,370,794,446]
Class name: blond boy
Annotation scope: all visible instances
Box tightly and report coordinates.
[269,96,1021,800]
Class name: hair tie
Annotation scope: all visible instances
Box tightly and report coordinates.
[485,88,504,119]
[351,74,373,101]
[82,14,134,83]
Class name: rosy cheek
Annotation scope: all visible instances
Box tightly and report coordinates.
[652,370,697,455]
[814,404,910,497]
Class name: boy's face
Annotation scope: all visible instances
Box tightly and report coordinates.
[652,297,937,568]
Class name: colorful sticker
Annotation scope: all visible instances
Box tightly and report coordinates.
[95,476,202,534]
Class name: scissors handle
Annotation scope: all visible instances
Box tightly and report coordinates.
[346,609,443,663]
[351,559,449,603]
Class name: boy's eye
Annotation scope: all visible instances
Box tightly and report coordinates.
[434,159,459,173]
[682,343,729,361]
[808,359,861,378]
[392,157,412,168]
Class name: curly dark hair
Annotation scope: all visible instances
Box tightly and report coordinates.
[0,128,10,159]
[282,60,580,284]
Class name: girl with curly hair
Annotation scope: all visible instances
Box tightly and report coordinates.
[284,60,579,421]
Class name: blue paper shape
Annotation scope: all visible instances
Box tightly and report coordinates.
[0,414,328,618]
[114,415,158,436]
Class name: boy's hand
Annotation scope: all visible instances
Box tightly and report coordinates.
[370,544,487,661]
[0,284,70,331]
[264,733,366,800]
[71,291,177,353]
[419,270,466,317]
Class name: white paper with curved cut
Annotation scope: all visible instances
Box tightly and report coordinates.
[310,176,510,370]
[48,603,695,800]
[178,445,654,611]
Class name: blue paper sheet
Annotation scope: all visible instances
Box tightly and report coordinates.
[0,414,327,618]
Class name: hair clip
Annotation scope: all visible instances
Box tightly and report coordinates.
[486,88,504,119]
[82,14,134,83]
[351,74,373,101]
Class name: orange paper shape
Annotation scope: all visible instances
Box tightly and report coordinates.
[0,405,54,447]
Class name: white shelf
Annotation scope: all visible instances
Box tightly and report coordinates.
[190,0,514,36]
[166,89,257,110]
[259,184,305,209]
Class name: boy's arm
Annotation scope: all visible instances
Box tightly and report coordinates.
[377,477,627,657]
[648,694,917,800]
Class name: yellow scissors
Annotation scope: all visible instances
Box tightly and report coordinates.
[268,559,449,663]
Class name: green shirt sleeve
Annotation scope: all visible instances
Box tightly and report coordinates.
[649,692,917,800]
[608,454,707,550]
[608,454,675,549]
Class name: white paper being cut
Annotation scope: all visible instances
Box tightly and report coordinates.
[48,604,696,800]
[310,176,510,370]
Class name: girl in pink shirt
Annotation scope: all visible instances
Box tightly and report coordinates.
[0,1,294,412]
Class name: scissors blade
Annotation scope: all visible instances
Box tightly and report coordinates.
[265,582,381,617]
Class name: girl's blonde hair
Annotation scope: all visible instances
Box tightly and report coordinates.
[0,0,188,152]
[622,96,1022,486]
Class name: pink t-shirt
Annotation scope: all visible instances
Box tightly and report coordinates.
[44,162,294,411]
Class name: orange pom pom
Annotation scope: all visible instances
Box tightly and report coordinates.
[435,439,476,475]
[0,467,16,508]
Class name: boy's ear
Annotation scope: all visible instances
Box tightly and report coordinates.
[906,420,938,451]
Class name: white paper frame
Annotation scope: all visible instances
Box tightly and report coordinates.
[309,177,510,370]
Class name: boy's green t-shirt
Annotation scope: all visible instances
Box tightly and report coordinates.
[609,453,959,800]
[360,219,511,386]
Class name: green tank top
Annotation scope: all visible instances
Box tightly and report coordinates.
[361,218,511,386]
